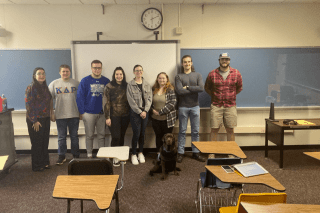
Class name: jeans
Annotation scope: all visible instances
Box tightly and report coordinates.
[108,115,130,147]
[151,118,174,152]
[82,113,106,155]
[130,109,149,155]
[56,118,80,157]
[27,117,50,171]
[177,106,200,154]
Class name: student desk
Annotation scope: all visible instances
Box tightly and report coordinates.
[304,152,320,160]
[205,165,285,192]
[265,118,320,168]
[240,201,320,213]
[52,175,119,212]
[97,146,130,191]
[193,141,247,159]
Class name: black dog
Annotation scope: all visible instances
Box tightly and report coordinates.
[149,133,181,180]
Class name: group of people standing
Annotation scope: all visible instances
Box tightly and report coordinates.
[25,53,242,172]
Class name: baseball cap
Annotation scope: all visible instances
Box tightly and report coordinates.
[219,52,230,59]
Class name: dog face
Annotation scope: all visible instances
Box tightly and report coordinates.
[162,133,176,151]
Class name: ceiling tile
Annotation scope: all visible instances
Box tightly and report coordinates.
[45,0,82,4]
[216,0,253,3]
[0,0,14,4]
[80,0,115,4]
[115,0,149,4]
[151,0,183,4]
[183,0,219,3]
[9,0,48,4]
[250,0,285,3]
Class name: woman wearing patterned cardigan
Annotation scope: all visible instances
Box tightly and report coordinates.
[151,72,177,160]
[25,67,52,172]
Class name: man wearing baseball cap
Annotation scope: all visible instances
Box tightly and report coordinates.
[204,53,243,152]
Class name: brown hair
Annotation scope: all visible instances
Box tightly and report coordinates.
[180,55,195,73]
[152,72,174,95]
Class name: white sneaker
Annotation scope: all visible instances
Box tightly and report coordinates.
[131,155,139,165]
[138,153,145,163]
[208,154,215,159]
[87,153,93,158]
[113,158,120,167]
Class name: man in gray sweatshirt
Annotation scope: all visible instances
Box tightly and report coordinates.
[175,55,205,163]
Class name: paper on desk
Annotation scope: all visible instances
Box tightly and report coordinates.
[294,120,316,125]
[0,155,9,170]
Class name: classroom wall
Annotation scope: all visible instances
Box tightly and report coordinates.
[1,3,320,150]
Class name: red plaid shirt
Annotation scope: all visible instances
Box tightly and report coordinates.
[205,67,243,107]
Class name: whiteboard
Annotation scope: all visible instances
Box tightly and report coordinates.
[71,40,180,86]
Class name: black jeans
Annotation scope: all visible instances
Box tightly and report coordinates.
[27,117,50,171]
[130,109,149,155]
[108,115,130,147]
[151,118,173,152]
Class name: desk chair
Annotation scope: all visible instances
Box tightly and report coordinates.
[219,192,287,213]
[195,158,243,213]
[68,158,119,213]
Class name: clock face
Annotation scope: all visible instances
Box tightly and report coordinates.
[141,8,163,31]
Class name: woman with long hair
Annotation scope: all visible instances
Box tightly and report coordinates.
[25,67,52,172]
[151,72,177,160]
[127,65,152,165]
[103,67,130,166]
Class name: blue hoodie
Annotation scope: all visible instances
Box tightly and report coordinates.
[76,75,110,114]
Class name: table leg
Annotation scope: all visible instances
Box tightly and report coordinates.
[117,161,125,191]
[279,130,284,168]
[67,199,70,213]
[265,120,269,158]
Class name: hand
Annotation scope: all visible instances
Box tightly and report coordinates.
[153,109,159,116]
[183,86,187,89]
[50,113,56,122]
[140,111,147,119]
[106,119,111,127]
[79,114,83,120]
[32,122,42,132]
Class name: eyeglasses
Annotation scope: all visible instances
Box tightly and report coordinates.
[36,73,46,76]
[92,67,102,70]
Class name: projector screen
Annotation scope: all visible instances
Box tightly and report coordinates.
[71,40,180,87]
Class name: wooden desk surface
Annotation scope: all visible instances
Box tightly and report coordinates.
[0,155,8,170]
[205,165,285,191]
[304,152,320,160]
[53,175,119,210]
[97,146,130,161]
[193,141,247,159]
[268,119,320,128]
[241,201,320,213]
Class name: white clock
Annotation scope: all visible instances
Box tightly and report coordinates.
[141,8,163,31]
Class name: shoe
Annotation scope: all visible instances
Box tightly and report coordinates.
[56,155,66,165]
[208,154,215,159]
[87,153,93,158]
[33,167,45,172]
[177,153,184,163]
[44,165,51,169]
[131,155,139,165]
[192,153,206,162]
[113,158,120,167]
[138,153,145,163]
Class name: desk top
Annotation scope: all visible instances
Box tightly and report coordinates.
[193,141,247,159]
[267,119,320,129]
[97,146,130,161]
[0,155,8,170]
[52,175,119,210]
[241,201,320,213]
[205,165,285,191]
[304,152,320,160]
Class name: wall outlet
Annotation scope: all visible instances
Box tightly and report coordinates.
[175,27,182,35]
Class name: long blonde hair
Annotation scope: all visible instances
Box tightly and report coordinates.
[152,72,174,95]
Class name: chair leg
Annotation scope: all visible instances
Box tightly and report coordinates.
[67,199,71,213]
[81,200,83,213]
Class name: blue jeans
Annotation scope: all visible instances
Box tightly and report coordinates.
[56,118,80,157]
[178,106,200,154]
[130,109,149,155]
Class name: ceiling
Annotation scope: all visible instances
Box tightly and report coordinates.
[0,0,319,5]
